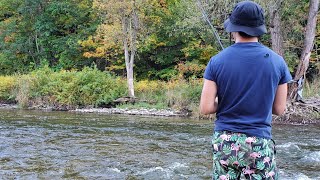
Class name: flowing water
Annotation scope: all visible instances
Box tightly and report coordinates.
[0,109,319,179]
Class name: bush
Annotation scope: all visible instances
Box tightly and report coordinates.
[134,79,203,111]
[13,67,127,108]
[0,76,17,102]
[0,67,204,112]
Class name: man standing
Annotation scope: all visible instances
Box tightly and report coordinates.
[200,1,292,180]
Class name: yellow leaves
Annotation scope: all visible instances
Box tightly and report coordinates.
[136,80,162,93]
[97,23,122,44]
[79,36,96,48]
[94,0,135,17]
[135,79,202,95]
[0,76,16,98]
[3,32,16,43]
[80,36,106,58]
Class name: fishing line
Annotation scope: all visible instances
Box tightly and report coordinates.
[196,0,225,50]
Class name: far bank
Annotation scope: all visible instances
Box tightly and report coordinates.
[0,67,319,124]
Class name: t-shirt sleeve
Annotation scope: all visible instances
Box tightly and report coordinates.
[279,59,292,85]
[203,57,217,82]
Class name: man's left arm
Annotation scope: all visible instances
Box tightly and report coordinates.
[200,79,218,115]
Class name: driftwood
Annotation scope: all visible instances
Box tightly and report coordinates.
[113,97,138,104]
[274,97,320,123]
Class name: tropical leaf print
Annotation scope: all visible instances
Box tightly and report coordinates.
[213,172,219,180]
[228,156,238,164]
[238,137,246,144]
[257,161,266,170]
[253,146,261,152]
[223,145,231,155]
[252,174,263,180]
[265,146,272,157]
[238,158,247,167]
[259,150,266,157]
[212,132,278,179]
[230,134,238,141]
[238,151,245,159]
[227,168,237,179]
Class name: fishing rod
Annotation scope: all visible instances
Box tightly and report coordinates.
[196,0,225,50]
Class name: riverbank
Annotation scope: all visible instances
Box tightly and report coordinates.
[0,68,319,123]
[72,107,190,117]
[1,97,319,124]
[274,97,320,124]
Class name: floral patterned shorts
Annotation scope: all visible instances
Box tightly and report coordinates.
[212,131,278,180]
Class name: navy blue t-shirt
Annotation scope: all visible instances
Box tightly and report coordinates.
[204,42,292,139]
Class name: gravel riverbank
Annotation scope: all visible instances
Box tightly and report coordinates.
[71,108,190,117]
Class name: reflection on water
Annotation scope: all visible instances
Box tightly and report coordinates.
[0,109,319,179]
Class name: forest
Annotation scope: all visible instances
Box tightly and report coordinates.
[0,0,319,117]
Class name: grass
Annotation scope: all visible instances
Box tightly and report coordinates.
[304,77,320,98]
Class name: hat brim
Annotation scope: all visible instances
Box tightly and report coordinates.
[224,18,267,36]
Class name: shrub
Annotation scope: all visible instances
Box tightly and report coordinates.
[0,76,17,102]
[15,75,35,108]
[13,67,127,108]
[134,78,203,111]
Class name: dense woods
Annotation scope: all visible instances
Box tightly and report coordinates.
[0,0,319,112]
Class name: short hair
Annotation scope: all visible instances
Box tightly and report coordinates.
[238,31,257,38]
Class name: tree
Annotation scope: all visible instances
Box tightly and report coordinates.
[289,0,319,100]
[0,0,98,74]
[269,0,284,56]
[92,0,144,97]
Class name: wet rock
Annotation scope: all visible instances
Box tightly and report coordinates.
[71,108,190,117]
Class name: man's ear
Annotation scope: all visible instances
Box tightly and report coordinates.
[231,32,237,41]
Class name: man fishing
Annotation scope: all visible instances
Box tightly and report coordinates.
[199,1,292,180]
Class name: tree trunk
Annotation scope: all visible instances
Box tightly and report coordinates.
[289,0,319,100]
[269,0,284,57]
[122,3,138,98]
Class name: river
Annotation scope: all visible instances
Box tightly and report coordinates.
[0,109,319,179]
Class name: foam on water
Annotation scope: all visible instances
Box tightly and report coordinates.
[169,162,188,169]
[109,168,121,173]
[279,170,313,180]
[277,142,302,150]
[137,162,189,178]
[300,151,320,164]
[295,173,313,180]
[140,167,165,175]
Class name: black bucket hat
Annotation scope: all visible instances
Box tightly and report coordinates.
[224,1,267,36]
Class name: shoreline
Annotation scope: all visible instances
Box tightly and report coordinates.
[0,103,190,117]
[71,107,190,117]
[0,103,319,124]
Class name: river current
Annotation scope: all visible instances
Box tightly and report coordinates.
[0,109,319,179]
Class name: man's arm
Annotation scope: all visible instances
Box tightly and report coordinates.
[200,79,218,115]
[272,83,288,115]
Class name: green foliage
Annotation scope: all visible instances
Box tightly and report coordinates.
[0,0,99,74]
[10,67,127,108]
[0,76,16,102]
[0,0,318,111]
[136,0,218,80]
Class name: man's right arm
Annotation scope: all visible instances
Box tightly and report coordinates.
[200,79,218,115]
[272,83,288,115]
